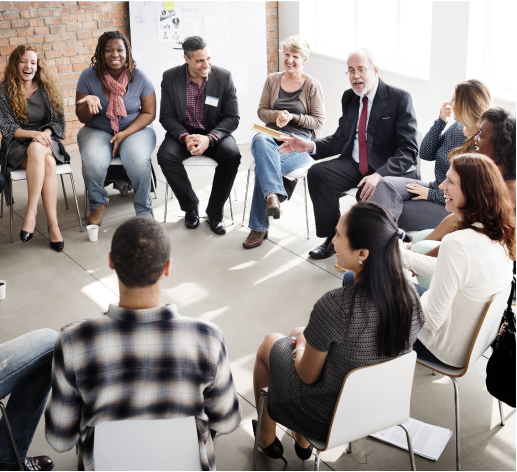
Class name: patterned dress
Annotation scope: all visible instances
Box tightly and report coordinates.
[267,284,425,442]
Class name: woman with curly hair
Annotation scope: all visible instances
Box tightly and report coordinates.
[402,153,515,368]
[76,30,156,225]
[0,45,68,250]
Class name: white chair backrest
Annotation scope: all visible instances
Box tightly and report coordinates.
[466,285,512,370]
[416,130,424,148]
[325,351,417,451]
[94,416,202,471]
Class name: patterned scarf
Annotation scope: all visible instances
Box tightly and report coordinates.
[101,68,129,134]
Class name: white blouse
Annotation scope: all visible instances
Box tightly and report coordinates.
[402,226,513,367]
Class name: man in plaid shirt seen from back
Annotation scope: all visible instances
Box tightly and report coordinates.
[45,217,241,471]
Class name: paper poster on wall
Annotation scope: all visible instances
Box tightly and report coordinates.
[204,15,229,50]
[158,8,184,47]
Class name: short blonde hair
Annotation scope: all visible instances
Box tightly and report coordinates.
[280,35,310,61]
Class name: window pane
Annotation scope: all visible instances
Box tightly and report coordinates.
[399,1,432,72]
[315,0,354,53]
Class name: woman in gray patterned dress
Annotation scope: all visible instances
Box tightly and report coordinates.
[0,45,69,251]
[252,201,424,463]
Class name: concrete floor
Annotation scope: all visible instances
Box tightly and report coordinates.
[0,145,514,471]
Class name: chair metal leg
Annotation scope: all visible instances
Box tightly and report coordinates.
[10,176,14,243]
[241,169,251,226]
[347,441,352,453]
[69,172,83,232]
[314,450,321,471]
[399,423,416,471]
[228,194,234,225]
[451,377,460,471]
[233,185,238,202]
[303,176,309,239]
[1,191,3,218]
[0,401,24,471]
[164,183,168,223]
[252,393,268,471]
[60,174,69,209]
[432,371,436,376]
[84,188,88,222]
[499,400,505,426]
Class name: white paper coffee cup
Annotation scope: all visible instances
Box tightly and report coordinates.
[87,225,99,242]
[0,280,6,301]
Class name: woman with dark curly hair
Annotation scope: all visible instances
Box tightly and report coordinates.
[475,108,515,208]
[403,154,515,368]
[76,31,156,225]
[0,45,68,250]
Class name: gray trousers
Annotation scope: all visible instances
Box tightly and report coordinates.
[370,176,450,231]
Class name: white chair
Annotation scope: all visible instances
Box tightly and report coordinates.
[83,157,158,222]
[163,156,237,224]
[253,351,418,471]
[0,164,83,243]
[94,416,202,471]
[416,285,512,471]
[241,160,314,239]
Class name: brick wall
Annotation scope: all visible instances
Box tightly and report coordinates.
[0,1,130,152]
[0,1,279,151]
[265,1,278,74]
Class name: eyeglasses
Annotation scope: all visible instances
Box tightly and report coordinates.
[346,67,374,76]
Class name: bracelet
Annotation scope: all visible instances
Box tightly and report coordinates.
[292,347,305,360]
[291,113,296,122]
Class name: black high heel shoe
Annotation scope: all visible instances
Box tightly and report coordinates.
[48,227,64,252]
[252,419,287,464]
[294,437,313,460]
[19,229,33,242]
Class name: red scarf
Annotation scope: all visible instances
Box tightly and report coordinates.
[102,68,129,134]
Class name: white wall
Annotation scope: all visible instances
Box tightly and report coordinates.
[279,1,516,142]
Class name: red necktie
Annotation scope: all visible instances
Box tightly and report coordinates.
[358,96,368,175]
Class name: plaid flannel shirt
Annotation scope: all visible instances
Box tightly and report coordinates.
[45,304,241,471]
[178,68,219,144]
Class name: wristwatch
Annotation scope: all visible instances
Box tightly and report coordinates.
[207,135,216,147]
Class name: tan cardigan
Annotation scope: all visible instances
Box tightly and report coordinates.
[257,72,325,138]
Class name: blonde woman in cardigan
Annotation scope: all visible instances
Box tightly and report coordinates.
[243,35,325,249]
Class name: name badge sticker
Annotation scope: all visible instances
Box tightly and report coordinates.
[205,96,219,107]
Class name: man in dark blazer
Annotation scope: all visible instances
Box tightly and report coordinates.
[157,36,241,235]
[278,48,418,258]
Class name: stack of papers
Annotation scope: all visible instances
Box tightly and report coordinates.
[370,417,452,461]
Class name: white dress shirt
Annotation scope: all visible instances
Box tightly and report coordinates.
[311,80,379,160]
[401,226,513,368]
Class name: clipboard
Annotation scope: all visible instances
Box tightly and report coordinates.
[251,124,287,140]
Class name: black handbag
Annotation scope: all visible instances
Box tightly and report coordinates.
[486,279,516,408]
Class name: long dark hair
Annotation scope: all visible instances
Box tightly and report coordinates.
[90,31,136,81]
[452,153,515,260]
[344,201,416,357]
[480,108,516,173]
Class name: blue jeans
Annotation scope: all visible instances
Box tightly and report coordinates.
[78,125,156,217]
[0,329,57,462]
[248,133,313,232]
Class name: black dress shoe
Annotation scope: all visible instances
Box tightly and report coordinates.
[184,208,200,229]
[309,239,336,260]
[50,240,64,252]
[252,419,287,464]
[206,216,226,235]
[20,230,33,242]
[0,455,54,471]
[294,439,313,460]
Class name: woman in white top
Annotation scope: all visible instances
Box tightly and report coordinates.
[403,153,515,368]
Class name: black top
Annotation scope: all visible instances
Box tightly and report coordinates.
[267,85,312,138]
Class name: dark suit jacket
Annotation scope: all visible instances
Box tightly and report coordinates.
[159,63,240,142]
[313,78,418,177]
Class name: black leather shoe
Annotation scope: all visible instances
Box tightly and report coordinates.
[309,239,336,260]
[252,419,287,464]
[206,216,226,235]
[184,208,200,229]
[20,230,33,242]
[50,240,64,252]
[294,439,313,460]
[0,455,54,471]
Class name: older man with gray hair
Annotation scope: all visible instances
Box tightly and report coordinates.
[279,48,419,259]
